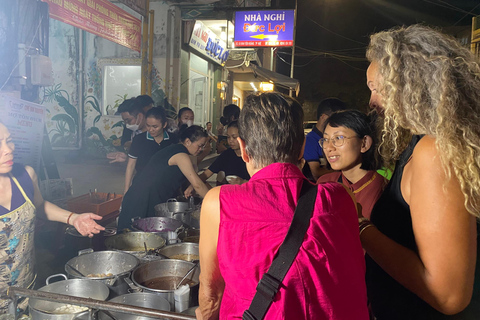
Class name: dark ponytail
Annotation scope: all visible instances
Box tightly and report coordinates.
[179,125,208,143]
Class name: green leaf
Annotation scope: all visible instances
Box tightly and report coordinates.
[85,95,101,114]
[55,95,79,126]
[86,126,108,145]
[111,120,124,129]
[93,115,101,126]
[51,133,64,145]
[52,114,75,134]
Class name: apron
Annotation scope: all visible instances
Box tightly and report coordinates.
[0,173,36,313]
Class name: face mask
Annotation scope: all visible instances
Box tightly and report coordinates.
[126,123,139,131]
[126,116,139,131]
[185,120,193,127]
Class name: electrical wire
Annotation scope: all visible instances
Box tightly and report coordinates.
[422,0,477,16]
[224,52,249,69]
[303,15,367,46]
[453,2,480,26]
[0,17,43,92]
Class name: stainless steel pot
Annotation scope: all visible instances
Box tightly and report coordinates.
[29,274,109,320]
[157,243,199,262]
[178,228,200,244]
[97,292,170,320]
[131,217,184,244]
[130,260,199,308]
[104,232,166,259]
[154,199,191,215]
[65,250,139,297]
[154,199,195,228]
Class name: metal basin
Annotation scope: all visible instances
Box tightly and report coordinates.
[104,232,166,259]
[29,276,109,320]
[131,260,199,308]
[98,293,170,320]
[131,217,184,244]
[178,228,200,244]
[65,250,139,297]
[157,243,199,262]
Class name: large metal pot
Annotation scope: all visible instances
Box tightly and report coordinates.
[131,260,199,308]
[29,274,109,320]
[154,199,191,216]
[157,243,199,262]
[97,293,170,320]
[131,217,184,244]
[65,250,139,297]
[104,232,166,259]
[178,228,200,244]
[154,200,195,229]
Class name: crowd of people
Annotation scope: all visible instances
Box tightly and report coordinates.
[1,24,479,319]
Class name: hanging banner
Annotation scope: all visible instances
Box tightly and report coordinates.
[42,0,141,52]
[0,94,45,170]
[234,9,295,47]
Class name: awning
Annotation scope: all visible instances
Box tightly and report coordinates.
[250,64,300,94]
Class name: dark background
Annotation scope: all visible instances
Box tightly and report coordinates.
[276,0,480,115]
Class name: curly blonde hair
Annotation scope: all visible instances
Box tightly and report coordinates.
[366,24,480,217]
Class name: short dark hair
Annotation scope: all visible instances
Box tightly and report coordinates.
[227,120,238,129]
[145,106,167,124]
[117,98,136,115]
[178,107,193,120]
[323,110,379,171]
[179,124,208,143]
[134,95,154,109]
[223,104,240,123]
[317,98,347,120]
[239,93,304,168]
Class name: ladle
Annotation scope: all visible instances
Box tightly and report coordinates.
[175,261,199,290]
[66,263,86,277]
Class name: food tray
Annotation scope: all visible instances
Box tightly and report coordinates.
[67,192,122,217]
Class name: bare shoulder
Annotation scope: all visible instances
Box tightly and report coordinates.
[24,165,37,180]
[203,187,221,212]
[411,135,438,162]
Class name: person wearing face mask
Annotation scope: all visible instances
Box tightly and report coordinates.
[317,110,386,219]
[118,125,211,230]
[178,107,194,128]
[108,96,154,164]
[0,121,105,312]
[124,106,179,194]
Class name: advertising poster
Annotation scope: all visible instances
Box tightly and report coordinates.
[42,0,142,52]
[0,94,45,170]
[234,10,295,47]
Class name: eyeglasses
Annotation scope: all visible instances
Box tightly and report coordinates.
[319,135,358,148]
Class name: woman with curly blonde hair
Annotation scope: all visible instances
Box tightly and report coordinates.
[361,24,480,319]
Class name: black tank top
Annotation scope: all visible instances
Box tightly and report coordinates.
[118,144,189,230]
[366,135,480,319]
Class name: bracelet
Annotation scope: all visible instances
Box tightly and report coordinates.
[359,222,375,236]
[358,217,369,224]
[67,212,74,225]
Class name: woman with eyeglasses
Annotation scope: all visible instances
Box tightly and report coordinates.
[317,110,386,219]
[117,125,211,230]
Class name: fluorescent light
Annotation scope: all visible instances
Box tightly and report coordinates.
[250,82,258,92]
[220,27,227,41]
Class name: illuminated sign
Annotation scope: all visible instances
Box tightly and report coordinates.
[189,21,230,66]
[234,10,294,47]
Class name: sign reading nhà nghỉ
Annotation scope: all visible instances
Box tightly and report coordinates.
[234,10,295,47]
[189,21,230,66]
[42,0,141,52]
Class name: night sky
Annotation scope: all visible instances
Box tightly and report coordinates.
[276,0,480,113]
